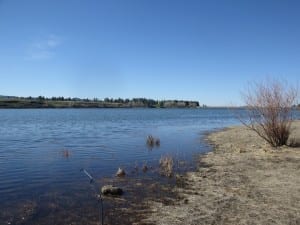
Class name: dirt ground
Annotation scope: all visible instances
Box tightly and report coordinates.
[143,121,300,225]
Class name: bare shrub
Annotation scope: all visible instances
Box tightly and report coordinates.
[241,79,297,147]
[159,155,174,177]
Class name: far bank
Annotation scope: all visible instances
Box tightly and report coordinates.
[0,96,199,108]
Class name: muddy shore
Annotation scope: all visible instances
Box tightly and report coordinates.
[143,121,300,225]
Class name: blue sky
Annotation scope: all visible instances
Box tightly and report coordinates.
[0,0,299,106]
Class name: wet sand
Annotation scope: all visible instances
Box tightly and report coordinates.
[143,121,300,225]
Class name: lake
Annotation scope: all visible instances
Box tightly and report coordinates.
[1,108,297,224]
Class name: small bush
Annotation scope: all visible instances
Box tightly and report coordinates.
[241,79,297,147]
[159,155,174,177]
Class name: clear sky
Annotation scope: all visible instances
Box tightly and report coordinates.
[0,0,299,106]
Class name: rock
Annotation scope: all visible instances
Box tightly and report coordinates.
[101,185,123,195]
[155,138,160,146]
[116,167,126,177]
[239,149,247,153]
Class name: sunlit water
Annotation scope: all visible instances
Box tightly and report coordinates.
[0,108,298,224]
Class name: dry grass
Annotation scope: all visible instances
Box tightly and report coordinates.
[159,155,174,177]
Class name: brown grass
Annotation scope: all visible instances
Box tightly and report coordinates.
[159,155,174,177]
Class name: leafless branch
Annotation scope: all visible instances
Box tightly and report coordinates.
[240,79,297,147]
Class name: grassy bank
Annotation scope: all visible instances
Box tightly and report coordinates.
[143,121,300,225]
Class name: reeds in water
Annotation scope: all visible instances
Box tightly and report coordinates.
[159,155,174,177]
[146,135,160,148]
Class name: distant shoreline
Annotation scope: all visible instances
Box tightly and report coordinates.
[1,96,298,109]
[0,96,200,109]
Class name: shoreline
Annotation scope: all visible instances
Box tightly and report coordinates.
[2,120,299,224]
[0,97,199,109]
[142,121,300,225]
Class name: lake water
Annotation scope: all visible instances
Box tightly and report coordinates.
[0,108,298,224]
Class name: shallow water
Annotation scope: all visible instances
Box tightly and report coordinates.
[0,108,298,224]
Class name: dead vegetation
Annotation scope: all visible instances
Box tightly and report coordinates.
[241,79,298,147]
[159,155,174,177]
[146,135,160,148]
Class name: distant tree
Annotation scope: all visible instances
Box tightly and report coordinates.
[113,98,123,103]
[38,96,45,101]
[55,96,65,101]
[158,101,164,108]
[147,99,156,107]
[241,79,297,147]
[132,98,138,103]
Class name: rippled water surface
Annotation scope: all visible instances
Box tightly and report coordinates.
[3,108,292,224]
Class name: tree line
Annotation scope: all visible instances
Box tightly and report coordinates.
[0,96,200,108]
